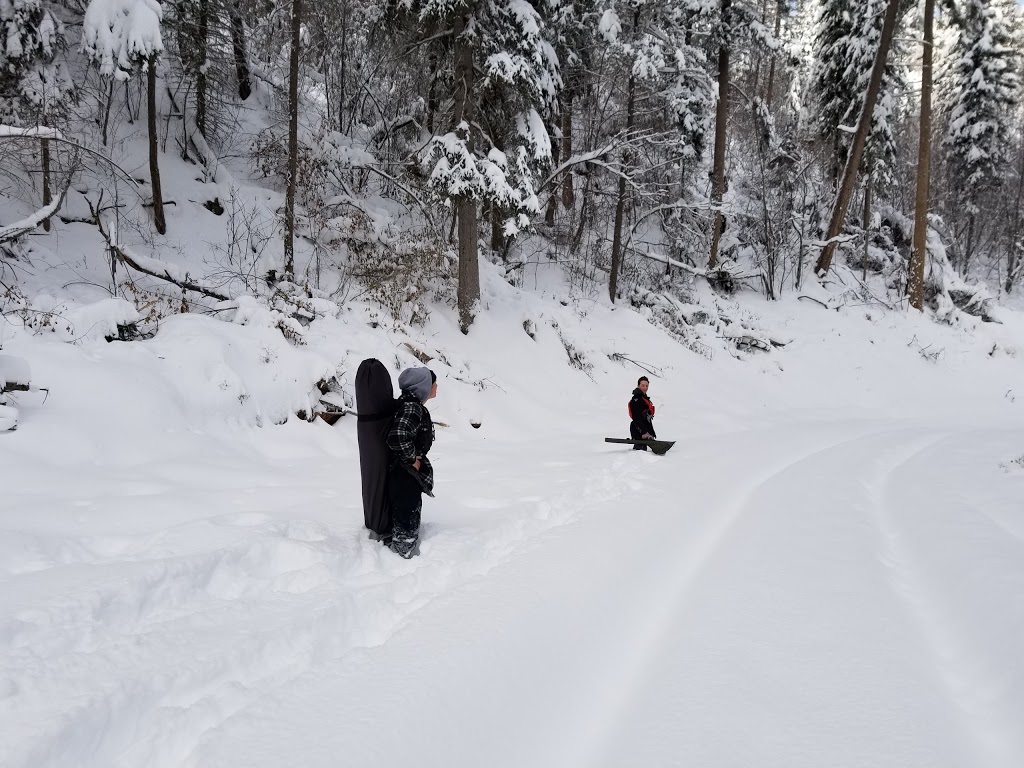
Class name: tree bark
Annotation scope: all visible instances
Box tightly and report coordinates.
[561,90,574,208]
[491,202,504,253]
[230,1,252,101]
[148,55,167,235]
[101,79,114,147]
[909,0,934,311]
[545,117,560,226]
[196,0,209,136]
[752,0,768,95]
[815,0,902,277]
[609,63,637,303]
[339,0,348,133]
[284,0,302,279]
[41,120,51,233]
[765,0,784,105]
[708,0,731,270]
[862,174,872,282]
[571,173,591,255]
[426,52,438,134]
[454,13,479,333]
[1006,138,1024,294]
[963,213,975,277]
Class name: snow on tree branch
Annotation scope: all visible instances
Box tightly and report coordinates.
[0,124,63,139]
[81,0,164,80]
[0,185,67,243]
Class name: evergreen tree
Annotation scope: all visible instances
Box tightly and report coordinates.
[388,0,561,332]
[598,0,716,287]
[941,0,1021,212]
[82,0,168,234]
[1,0,74,231]
[811,0,906,185]
[815,0,903,277]
[0,0,73,125]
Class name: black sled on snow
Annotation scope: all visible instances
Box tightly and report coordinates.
[604,437,676,455]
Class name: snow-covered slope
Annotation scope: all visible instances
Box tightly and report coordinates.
[2,257,1023,766]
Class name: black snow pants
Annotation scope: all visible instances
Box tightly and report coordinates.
[388,466,422,556]
[630,420,656,451]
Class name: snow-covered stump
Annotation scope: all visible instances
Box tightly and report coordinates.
[0,354,32,432]
[0,355,31,393]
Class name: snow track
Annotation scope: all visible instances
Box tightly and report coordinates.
[871,432,1024,768]
[2,422,1023,767]
[0,442,637,768]
[584,424,1022,768]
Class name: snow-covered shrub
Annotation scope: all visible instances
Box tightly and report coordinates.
[11,294,73,337]
[231,287,339,346]
[841,206,909,290]
[205,187,275,296]
[347,231,455,326]
[549,318,593,375]
[251,127,412,288]
[628,285,714,360]
[251,127,377,208]
[64,298,142,340]
[0,0,73,125]
[904,212,999,323]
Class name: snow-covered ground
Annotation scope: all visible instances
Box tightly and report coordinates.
[2,261,1023,767]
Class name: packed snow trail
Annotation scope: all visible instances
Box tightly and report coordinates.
[0,427,644,767]
[3,297,1024,768]
[4,419,1009,768]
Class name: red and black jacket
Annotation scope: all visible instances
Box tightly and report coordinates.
[628,389,656,438]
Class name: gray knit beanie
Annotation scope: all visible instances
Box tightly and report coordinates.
[398,367,435,402]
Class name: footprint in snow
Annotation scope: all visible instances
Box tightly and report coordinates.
[213,512,273,527]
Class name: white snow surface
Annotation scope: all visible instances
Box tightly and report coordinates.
[2,267,1024,767]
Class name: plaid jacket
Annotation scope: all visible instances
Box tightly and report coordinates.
[387,392,435,492]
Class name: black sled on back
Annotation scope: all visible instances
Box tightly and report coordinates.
[355,359,397,536]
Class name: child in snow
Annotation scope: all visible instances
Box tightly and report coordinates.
[385,367,438,558]
[628,376,656,451]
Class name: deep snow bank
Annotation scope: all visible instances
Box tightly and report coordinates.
[1,263,1023,767]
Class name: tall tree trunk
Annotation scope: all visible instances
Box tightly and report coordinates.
[909,0,934,311]
[490,134,506,253]
[284,0,302,279]
[544,193,557,227]
[148,55,167,235]
[561,90,574,208]
[963,214,975,277]
[765,0,784,105]
[230,1,252,101]
[571,173,592,255]
[545,117,560,226]
[454,13,479,333]
[1009,247,1022,293]
[752,0,768,95]
[1006,139,1024,294]
[862,174,872,282]
[125,81,135,124]
[196,0,209,135]
[426,53,438,134]
[491,203,504,254]
[323,56,333,128]
[795,182,808,290]
[609,65,637,303]
[708,0,731,270]
[815,0,902,277]
[101,79,114,146]
[41,116,51,233]
[339,0,347,133]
